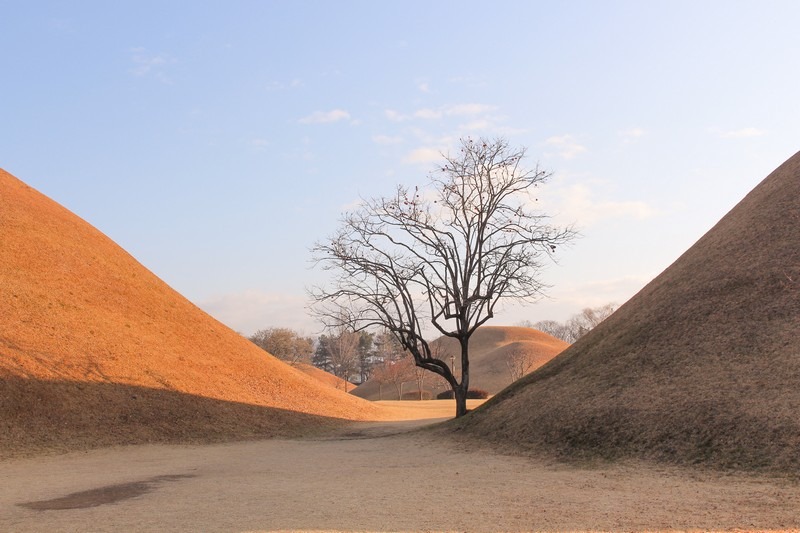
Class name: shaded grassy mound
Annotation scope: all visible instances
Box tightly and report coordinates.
[0,378,350,459]
[455,151,800,472]
[0,169,382,457]
[351,326,568,400]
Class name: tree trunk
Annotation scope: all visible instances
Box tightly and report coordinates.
[454,336,470,417]
[454,384,468,417]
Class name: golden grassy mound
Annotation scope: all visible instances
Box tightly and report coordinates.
[294,363,353,392]
[0,169,382,457]
[455,151,800,472]
[351,326,568,400]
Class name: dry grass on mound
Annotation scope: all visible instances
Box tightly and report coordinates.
[0,169,385,457]
[0,378,354,460]
[455,150,800,473]
[293,363,353,392]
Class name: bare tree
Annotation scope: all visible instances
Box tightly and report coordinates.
[529,303,617,343]
[505,347,536,382]
[370,361,388,400]
[529,319,572,342]
[325,326,361,392]
[311,137,575,417]
[371,328,405,399]
[249,327,313,365]
[411,361,427,400]
[564,303,616,342]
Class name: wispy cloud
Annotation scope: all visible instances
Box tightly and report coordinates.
[545,182,658,227]
[404,147,443,164]
[130,47,174,82]
[417,81,431,93]
[720,127,765,139]
[385,109,407,122]
[544,134,587,160]
[299,109,351,124]
[553,274,653,309]
[249,138,270,150]
[266,78,304,91]
[385,103,497,123]
[414,108,443,120]
[619,127,645,144]
[446,103,495,116]
[372,134,404,145]
[200,290,315,335]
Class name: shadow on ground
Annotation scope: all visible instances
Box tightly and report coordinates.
[0,377,354,458]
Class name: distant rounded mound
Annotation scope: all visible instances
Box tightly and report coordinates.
[294,363,353,392]
[457,151,800,472]
[0,169,382,457]
[351,326,568,400]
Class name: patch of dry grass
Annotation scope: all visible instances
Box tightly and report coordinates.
[457,150,800,473]
[293,363,354,391]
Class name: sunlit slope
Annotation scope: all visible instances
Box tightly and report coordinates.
[0,169,380,455]
[456,151,800,471]
[352,326,568,400]
[295,363,353,391]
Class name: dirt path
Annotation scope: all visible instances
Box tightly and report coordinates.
[2,402,800,532]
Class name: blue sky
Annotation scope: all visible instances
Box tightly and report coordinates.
[2,1,799,335]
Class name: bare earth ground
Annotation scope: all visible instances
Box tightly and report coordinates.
[2,401,800,533]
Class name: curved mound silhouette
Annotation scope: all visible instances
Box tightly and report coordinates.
[351,326,568,400]
[457,151,800,471]
[0,169,381,456]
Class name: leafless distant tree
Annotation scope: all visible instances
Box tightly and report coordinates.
[249,327,313,365]
[311,137,575,417]
[505,347,536,382]
[325,325,361,392]
[527,303,617,344]
[374,355,414,400]
[527,319,572,342]
[564,303,616,342]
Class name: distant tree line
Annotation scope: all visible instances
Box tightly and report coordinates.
[519,303,617,344]
[246,303,616,393]
[247,326,378,389]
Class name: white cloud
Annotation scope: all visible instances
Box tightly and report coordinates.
[549,274,653,311]
[544,134,587,159]
[720,127,765,139]
[385,109,408,122]
[460,119,492,131]
[340,198,364,212]
[619,127,646,144]
[417,81,431,93]
[404,147,443,164]
[545,182,658,227]
[200,290,316,335]
[129,47,174,82]
[413,108,443,120]
[249,138,270,149]
[372,134,404,145]
[620,127,645,138]
[445,103,495,116]
[266,78,304,91]
[299,109,351,124]
[386,103,496,123]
